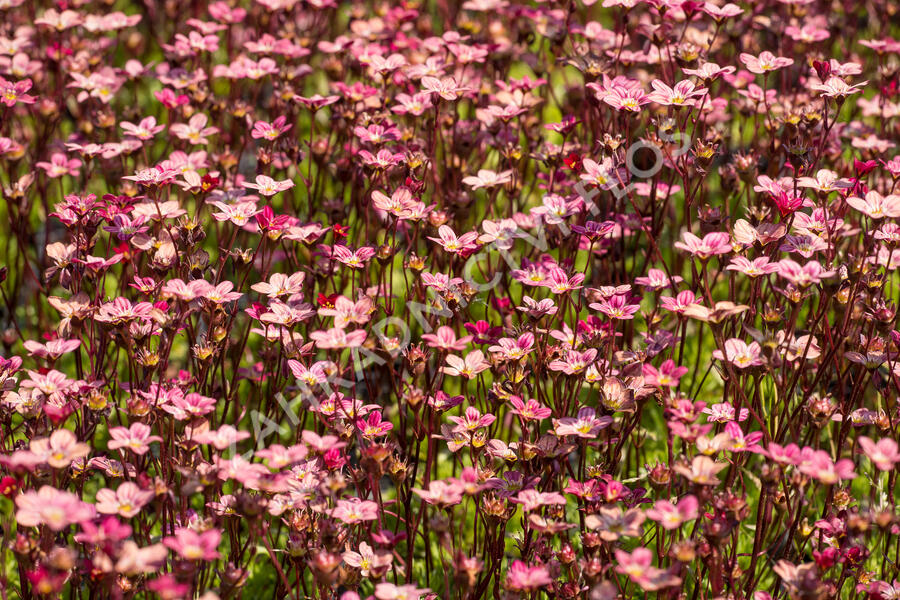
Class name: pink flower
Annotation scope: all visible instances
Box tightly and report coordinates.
[412,479,465,507]
[505,560,552,592]
[642,360,688,388]
[95,482,154,518]
[541,268,585,294]
[442,350,491,379]
[547,349,598,375]
[0,76,35,106]
[462,169,512,189]
[776,259,835,287]
[421,326,471,351]
[580,157,623,189]
[331,244,376,268]
[509,397,552,422]
[858,436,900,471]
[169,113,219,145]
[192,424,252,450]
[421,76,469,100]
[343,542,392,577]
[310,327,367,349]
[16,486,95,531]
[647,79,707,106]
[614,547,682,591]
[797,449,857,484]
[674,231,732,259]
[357,411,393,439]
[846,190,900,219]
[354,123,400,145]
[23,338,80,360]
[682,62,735,80]
[242,175,295,197]
[374,583,430,600]
[251,115,292,140]
[739,51,794,74]
[725,421,764,452]
[36,153,81,178]
[673,455,728,485]
[553,407,613,439]
[164,528,221,561]
[488,332,535,360]
[28,429,89,469]
[331,498,380,523]
[108,422,162,455]
[590,294,640,320]
[726,256,780,277]
[646,495,699,530]
[251,272,306,298]
[427,225,479,254]
[811,76,866,97]
[103,213,149,240]
[602,85,650,112]
[120,116,165,140]
[448,406,496,433]
[713,339,765,369]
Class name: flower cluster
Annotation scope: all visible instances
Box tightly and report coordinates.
[1,0,900,599]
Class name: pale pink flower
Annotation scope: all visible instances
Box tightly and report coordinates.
[108,422,162,455]
[553,407,613,439]
[343,542,392,577]
[739,51,794,74]
[713,339,764,369]
[421,326,471,351]
[331,498,380,523]
[36,153,81,178]
[647,79,707,106]
[846,190,900,219]
[442,350,491,379]
[427,225,479,254]
[251,115,292,140]
[674,231,732,259]
[505,561,552,592]
[858,436,900,471]
[776,259,835,287]
[164,528,221,561]
[462,169,512,189]
[16,486,95,531]
[242,175,295,197]
[646,495,699,530]
[95,482,154,518]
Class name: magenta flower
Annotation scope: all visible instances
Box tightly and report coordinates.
[448,406,496,433]
[590,293,641,320]
[356,411,393,439]
[642,360,688,388]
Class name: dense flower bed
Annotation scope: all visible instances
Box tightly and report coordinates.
[1,0,900,598]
